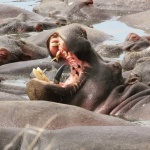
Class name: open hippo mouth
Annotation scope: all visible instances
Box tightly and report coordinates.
[49,32,90,87]
[27,24,124,106]
[29,28,92,101]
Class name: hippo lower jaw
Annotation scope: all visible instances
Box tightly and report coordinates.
[27,33,91,101]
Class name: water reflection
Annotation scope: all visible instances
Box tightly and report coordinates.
[93,17,147,44]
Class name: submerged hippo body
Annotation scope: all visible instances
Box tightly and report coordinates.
[26,24,150,121]
[1,126,150,150]
[123,58,150,86]
[0,4,44,21]
[122,33,150,52]
[121,46,150,71]
[0,35,49,65]
[0,101,132,129]
[0,57,51,78]
[25,23,110,48]
[94,0,150,12]
[0,13,59,35]
[33,0,110,23]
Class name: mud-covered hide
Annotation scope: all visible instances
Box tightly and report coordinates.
[121,46,150,71]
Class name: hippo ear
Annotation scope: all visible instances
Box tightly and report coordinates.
[20,54,31,61]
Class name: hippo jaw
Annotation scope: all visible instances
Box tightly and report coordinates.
[27,32,91,102]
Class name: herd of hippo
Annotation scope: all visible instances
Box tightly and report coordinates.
[0,0,150,149]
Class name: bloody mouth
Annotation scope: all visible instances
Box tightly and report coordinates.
[49,33,90,87]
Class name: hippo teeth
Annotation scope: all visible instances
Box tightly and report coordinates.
[51,50,61,62]
[33,67,52,82]
[51,42,59,46]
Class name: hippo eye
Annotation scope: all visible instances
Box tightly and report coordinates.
[12,28,16,32]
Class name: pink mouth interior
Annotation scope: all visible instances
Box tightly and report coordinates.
[49,33,90,87]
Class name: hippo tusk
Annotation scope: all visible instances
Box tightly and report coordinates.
[51,50,61,62]
[33,67,51,82]
[53,64,67,84]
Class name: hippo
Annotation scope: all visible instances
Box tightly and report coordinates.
[0,35,49,65]
[0,4,44,21]
[0,57,51,78]
[122,33,150,52]
[0,12,60,35]
[1,126,150,150]
[95,44,123,58]
[0,19,59,35]
[123,57,150,86]
[26,24,150,121]
[33,0,110,23]
[121,46,150,71]
[25,23,111,48]
[0,101,132,129]
[94,0,150,12]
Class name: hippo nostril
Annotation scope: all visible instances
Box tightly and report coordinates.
[35,24,43,32]
[78,64,81,68]
[84,0,93,5]
[76,71,79,76]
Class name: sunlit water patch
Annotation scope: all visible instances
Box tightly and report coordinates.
[1,0,39,11]
[2,78,29,87]
[93,17,147,45]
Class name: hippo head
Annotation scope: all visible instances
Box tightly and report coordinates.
[0,48,19,65]
[123,33,150,52]
[26,24,124,110]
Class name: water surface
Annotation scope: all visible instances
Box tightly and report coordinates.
[93,17,147,45]
[1,0,39,11]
